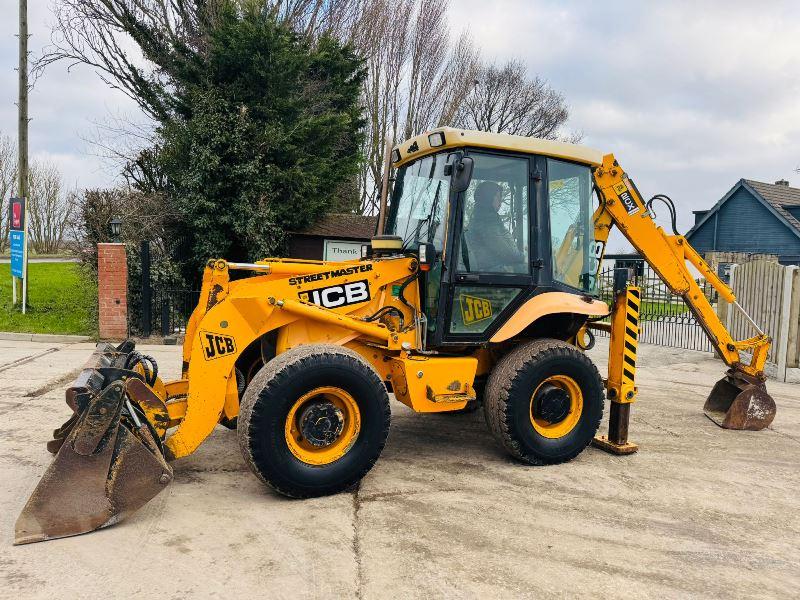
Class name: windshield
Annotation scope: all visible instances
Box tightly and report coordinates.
[547,158,599,294]
[385,153,451,249]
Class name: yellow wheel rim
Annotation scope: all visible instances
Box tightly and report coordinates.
[285,386,361,466]
[529,375,583,439]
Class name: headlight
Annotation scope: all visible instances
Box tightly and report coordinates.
[391,148,401,163]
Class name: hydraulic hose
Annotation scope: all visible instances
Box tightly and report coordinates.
[125,352,159,386]
[646,194,680,235]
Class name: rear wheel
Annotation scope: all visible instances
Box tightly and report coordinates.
[484,339,604,464]
[238,344,391,498]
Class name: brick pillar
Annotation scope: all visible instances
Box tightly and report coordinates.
[98,243,128,340]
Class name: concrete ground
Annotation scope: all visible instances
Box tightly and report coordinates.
[1,338,799,599]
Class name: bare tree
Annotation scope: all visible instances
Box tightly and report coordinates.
[352,0,479,214]
[27,160,76,254]
[0,134,18,253]
[35,0,222,121]
[454,60,570,139]
[38,0,572,218]
[351,0,411,215]
[263,0,365,39]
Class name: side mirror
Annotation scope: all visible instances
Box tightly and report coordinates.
[447,155,474,193]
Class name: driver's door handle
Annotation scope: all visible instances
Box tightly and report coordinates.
[455,274,480,283]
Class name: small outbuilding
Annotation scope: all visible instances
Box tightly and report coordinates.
[287,213,377,261]
[686,179,800,266]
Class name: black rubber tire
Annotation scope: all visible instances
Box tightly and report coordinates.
[484,339,604,465]
[238,344,391,498]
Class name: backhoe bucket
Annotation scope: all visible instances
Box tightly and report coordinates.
[14,343,173,545]
[704,369,776,431]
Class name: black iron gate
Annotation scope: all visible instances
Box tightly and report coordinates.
[133,240,201,338]
[151,288,201,337]
[595,264,717,353]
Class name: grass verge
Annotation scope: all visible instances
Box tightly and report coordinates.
[0,263,96,336]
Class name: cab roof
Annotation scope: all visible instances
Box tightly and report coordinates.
[392,127,604,168]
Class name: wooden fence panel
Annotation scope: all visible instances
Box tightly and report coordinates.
[785,267,800,370]
[728,261,800,377]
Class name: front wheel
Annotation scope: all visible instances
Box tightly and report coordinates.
[238,344,391,498]
[484,339,604,465]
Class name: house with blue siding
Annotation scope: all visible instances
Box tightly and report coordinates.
[686,179,800,266]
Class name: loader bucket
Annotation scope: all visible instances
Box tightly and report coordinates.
[704,369,776,431]
[14,344,173,545]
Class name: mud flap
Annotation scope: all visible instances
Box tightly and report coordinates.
[15,378,173,545]
[704,369,777,431]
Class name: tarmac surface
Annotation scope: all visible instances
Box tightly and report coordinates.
[0,257,78,263]
[1,337,798,599]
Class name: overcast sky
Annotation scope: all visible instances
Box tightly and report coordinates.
[2,1,799,244]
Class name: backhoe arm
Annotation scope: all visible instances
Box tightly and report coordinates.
[591,154,776,431]
[592,154,770,376]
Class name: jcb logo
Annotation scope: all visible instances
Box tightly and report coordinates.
[200,331,236,360]
[299,279,371,309]
[460,294,493,325]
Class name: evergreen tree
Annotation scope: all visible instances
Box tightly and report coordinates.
[129,4,365,281]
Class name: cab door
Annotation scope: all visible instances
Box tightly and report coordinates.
[434,150,540,345]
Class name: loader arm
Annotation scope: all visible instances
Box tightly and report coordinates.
[591,153,775,432]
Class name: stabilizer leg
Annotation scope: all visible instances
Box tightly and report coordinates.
[593,273,640,455]
[593,401,638,455]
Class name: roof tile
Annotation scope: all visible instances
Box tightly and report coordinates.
[745,179,800,232]
[295,213,378,239]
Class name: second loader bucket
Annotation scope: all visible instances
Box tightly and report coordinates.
[704,368,776,431]
[14,344,173,545]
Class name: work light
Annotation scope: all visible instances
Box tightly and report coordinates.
[428,132,446,147]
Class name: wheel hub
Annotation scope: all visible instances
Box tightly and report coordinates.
[299,402,345,447]
[533,384,571,424]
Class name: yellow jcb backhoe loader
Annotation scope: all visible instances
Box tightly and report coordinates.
[15,128,776,545]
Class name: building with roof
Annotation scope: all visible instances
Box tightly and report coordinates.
[686,179,800,266]
[287,213,377,261]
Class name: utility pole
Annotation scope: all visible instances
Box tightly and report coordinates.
[17,0,29,313]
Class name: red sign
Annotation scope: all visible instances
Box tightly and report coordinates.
[12,201,21,229]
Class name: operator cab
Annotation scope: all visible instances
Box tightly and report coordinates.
[383,127,604,347]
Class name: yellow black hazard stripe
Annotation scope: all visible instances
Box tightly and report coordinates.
[622,288,640,384]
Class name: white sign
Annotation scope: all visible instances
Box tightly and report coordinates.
[324,239,363,262]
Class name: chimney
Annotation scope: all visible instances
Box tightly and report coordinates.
[775,179,789,187]
[692,209,708,225]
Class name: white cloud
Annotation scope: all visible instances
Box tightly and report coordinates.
[450,0,800,235]
[0,1,142,191]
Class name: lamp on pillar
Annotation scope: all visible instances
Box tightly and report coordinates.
[109,217,122,242]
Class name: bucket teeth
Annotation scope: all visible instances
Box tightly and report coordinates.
[15,343,172,545]
[704,369,776,431]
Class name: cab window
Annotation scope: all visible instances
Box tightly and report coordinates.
[547,159,597,293]
[385,153,452,336]
[386,153,451,249]
[457,153,529,274]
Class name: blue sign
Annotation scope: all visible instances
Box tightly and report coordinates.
[10,230,24,278]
